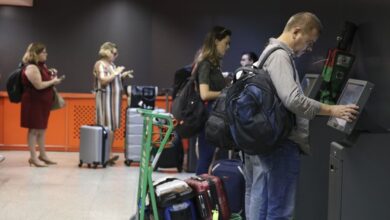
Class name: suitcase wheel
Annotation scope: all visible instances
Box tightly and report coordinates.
[124,159,133,166]
[87,163,91,168]
[177,166,183,173]
[93,162,99,169]
[78,160,83,168]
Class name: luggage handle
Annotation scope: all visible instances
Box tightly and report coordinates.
[191,176,205,182]
[153,177,178,187]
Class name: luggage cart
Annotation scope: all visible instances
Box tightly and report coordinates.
[134,109,174,220]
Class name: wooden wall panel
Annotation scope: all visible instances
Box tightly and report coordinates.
[0,92,171,152]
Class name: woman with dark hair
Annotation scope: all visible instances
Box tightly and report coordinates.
[21,42,65,167]
[194,26,231,175]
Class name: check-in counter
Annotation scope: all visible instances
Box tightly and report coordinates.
[0,91,171,152]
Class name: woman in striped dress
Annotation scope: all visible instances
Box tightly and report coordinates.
[93,42,133,165]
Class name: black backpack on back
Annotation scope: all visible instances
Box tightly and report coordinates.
[172,66,192,100]
[6,63,24,103]
[171,75,208,138]
[205,87,236,149]
[225,47,295,155]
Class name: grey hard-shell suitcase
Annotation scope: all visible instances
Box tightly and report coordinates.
[124,108,144,166]
[78,125,110,168]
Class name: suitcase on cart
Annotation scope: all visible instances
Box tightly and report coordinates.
[78,125,110,168]
[163,200,197,220]
[154,177,197,220]
[185,174,231,220]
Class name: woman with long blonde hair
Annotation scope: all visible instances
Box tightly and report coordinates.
[93,42,133,165]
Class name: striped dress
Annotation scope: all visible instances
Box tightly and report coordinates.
[94,62,123,131]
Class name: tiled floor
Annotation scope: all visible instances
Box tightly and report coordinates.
[0,151,193,220]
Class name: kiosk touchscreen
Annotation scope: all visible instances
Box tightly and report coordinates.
[327,79,374,134]
[301,73,322,99]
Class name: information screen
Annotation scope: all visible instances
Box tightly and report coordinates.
[327,79,374,134]
[329,83,364,129]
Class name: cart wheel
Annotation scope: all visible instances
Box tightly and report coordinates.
[87,163,91,168]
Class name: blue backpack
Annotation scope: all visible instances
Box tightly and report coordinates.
[225,47,295,155]
[6,63,24,103]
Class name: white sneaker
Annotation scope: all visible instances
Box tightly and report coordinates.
[0,155,5,163]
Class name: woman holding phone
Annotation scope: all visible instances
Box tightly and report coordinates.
[21,42,65,167]
[93,42,133,165]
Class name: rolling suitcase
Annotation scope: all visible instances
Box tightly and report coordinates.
[153,90,184,172]
[124,85,157,166]
[124,108,144,166]
[153,134,184,172]
[211,159,245,218]
[78,125,110,168]
[185,174,231,220]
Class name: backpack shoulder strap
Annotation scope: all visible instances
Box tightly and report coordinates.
[256,46,284,69]
[256,46,297,81]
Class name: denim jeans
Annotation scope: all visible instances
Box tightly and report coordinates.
[244,140,300,220]
[196,100,215,175]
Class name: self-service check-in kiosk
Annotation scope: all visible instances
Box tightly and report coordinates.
[327,79,374,220]
[296,77,390,220]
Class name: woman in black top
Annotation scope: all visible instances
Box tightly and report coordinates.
[194,26,231,175]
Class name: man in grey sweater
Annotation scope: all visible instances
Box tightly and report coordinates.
[245,12,359,220]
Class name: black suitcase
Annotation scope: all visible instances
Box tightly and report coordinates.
[128,85,158,110]
[153,135,184,172]
[153,89,184,172]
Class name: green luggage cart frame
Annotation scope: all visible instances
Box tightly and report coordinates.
[135,108,174,220]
